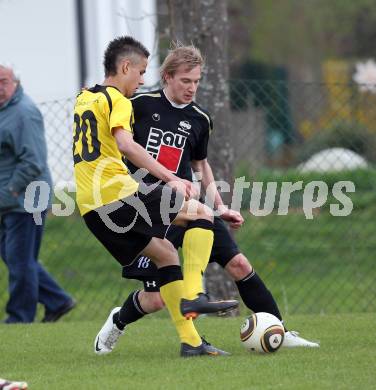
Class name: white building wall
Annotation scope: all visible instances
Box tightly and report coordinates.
[0,0,159,102]
[83,0,159,88]
[0,0,158,185]
[0,0,79,103]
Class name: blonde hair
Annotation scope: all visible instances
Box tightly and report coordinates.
[160,42,204,85]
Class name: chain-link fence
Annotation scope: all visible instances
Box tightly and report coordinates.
[1,80,375,320]
[225,80,376,315]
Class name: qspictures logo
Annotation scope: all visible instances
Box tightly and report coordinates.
[23,163,356,229]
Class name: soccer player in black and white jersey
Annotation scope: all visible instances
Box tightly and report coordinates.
[118,43,319,349]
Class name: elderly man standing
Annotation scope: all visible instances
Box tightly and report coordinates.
[0,63,75,324]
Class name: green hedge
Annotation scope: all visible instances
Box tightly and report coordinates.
[236,167,376,210]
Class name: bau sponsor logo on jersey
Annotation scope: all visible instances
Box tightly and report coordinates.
[145,121,190,173]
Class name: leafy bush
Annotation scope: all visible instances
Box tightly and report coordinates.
[253,167,376,191]
[235,167,376,210]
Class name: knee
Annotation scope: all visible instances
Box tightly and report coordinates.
[139,291,165,313]
[163,240,178,262]
[7,262,34,279]
[153,240,178,267]
[197,203,214,223]
[225,254,253,281]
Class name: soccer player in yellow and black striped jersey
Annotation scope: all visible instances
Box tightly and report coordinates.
[73,82,139,215]
[73,36,238,357]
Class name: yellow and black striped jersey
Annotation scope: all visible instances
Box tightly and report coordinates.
[73,84,139,215]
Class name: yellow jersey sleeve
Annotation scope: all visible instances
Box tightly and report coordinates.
[73,86,139,216]
[109,92,134,134]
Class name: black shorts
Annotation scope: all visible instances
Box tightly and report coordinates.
[83,184,183,266]
[122,216,240,290]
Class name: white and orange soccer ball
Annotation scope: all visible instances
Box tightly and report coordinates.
[240,312,285,353]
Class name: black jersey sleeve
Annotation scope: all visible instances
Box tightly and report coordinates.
[193,113,213,160]
[194,129,209,160]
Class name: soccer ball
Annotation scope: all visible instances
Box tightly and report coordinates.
[240,312,285,353]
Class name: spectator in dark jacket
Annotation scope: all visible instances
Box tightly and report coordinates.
[0,63,75,323]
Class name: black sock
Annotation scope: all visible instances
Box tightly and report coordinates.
[236,270,283,322]
[158,265,183,287]
[114,290,147,330]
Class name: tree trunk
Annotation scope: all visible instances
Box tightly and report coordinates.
[167,0,239,314]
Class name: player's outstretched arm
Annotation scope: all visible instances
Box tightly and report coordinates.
[192,159,244,229]
[192,158,224,209]
[114,127,198,199]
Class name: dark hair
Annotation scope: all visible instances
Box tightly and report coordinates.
[103,36,149,77]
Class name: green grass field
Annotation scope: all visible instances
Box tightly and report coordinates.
[0,172,375,388]
[1,204,375,320]
[1,313,375,389]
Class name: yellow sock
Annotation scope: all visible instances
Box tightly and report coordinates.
[160,280,201,346]
[182,227,214,300]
